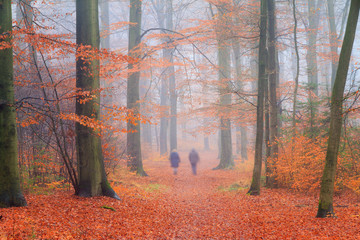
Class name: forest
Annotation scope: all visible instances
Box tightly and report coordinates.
[0,0,360,238]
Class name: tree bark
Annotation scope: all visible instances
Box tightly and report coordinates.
[240,126,248,161]
[213,5,233,170]
[306,0,322,138]
[317,0,360,218]
[165,0,177,152]
[100,0,110,49]
[153,0,169,155]
[291,0,300,139]
[266,0,278,188]
[306,0,321,95]
[231,36,248,161]
[0,0,27,208]
[248,0,267,195]
[203,117,210,151]
[76,0,120,198]
[126,0,147,176]
[326,0,338,88]
[264,66,270,178]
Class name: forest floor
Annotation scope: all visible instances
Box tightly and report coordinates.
[1,151,360,239]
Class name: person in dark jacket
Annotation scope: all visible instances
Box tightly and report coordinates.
[170,150,180,175]
[189,148,200,175]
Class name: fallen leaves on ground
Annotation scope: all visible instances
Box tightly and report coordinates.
[1,151,360,239]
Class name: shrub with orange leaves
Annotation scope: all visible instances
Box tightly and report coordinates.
[270,134,360,194]
[270,135,326,192]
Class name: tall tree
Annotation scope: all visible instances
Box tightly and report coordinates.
[291,0,300,139]
[248,0,267,195]
[306,0,321,95]
[213,4,234,170]
[266,0,278,187]
[306,0,322,137]
[76,0,119,198]
[100,0,110,50]
[231,10,248,161]
[166,0,177,152]
[326,0,338,88]
[0,0,27,208]
[127,0,147,176]
[151,0,169,155]
[99,0,112,106]
[316,0,360,218]
[159,72,168,155]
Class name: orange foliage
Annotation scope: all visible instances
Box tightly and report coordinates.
[271,135,360,194]
[270,135,326,192]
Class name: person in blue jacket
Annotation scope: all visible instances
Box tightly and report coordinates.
[170,149,180,175]
[189,148,200,175]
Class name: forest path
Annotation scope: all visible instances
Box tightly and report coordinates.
[1,151,360,239]
[139,150,254,239]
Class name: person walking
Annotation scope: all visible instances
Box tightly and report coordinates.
[170,149,180,175]
[189,148,200,175]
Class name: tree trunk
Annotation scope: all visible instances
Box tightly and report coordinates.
[291,0,300,139]
[264,68,270,180]
[317,0,360,218]
[140,71,152,147]
[0,0,27,208]
[204,136,210,151]
[306,0,322,138]
[267,0,278,188]
[306,0,321,95]
[240,126,248,161]
[126,0,147,176]
[338,0,351,44]
[326,0,338,88]
[100,0,110,49]
[154,0,169,156]
[76,0,119,199]
[213,6,233,170]
[276,50,282,132]
[248,0,267,195]
[159,96,168,155]
[165,0,177,152]
[236,127,241,154]
[100,0,112,106]
[203,117,210,151]
[231,36,248,161]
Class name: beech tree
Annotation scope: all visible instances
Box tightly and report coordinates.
[75,0,119,199]
[248,0,267,195]
[166,0,177,153]
[316,0,360,218]
[127,0,147,176]
[231,0,248,162]
[326,0,338,87]
[213,3,234,170]
[266,0,278,188]
[0,0,27,208]
[306,0,322,137]
[306,0,321,95]
[152,0,169,155]
[100,0,110,50]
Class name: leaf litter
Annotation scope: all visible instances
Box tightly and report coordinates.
[1,151,360,239]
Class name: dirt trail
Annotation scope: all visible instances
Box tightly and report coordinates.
[144,150,249,200]
[140,151,252,239]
